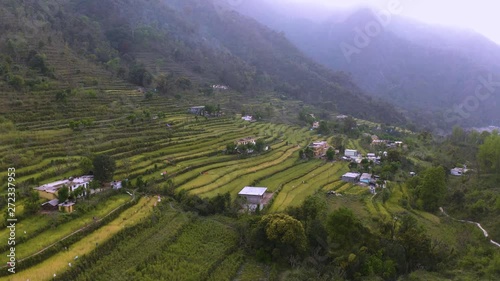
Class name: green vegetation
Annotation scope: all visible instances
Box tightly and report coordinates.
[0,0,498,280]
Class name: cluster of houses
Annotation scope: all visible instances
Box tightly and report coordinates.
[308,141,332,158]
[35,176,122,213]
[212,84,229,90]
[371,135,404,148]
[342,149,382,165]
[36,175,93,213]
[187,106,224,117]
[341,172,375,185]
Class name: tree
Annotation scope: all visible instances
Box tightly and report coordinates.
[226,143,237,154]
[259,213,307,258]
[327,207,367,251]
[304,146,314,159]
[58,185,70,202]
[129,64,152,86]
[414,166,446,212]
[318,121,330,135]
[333,136,345,154]
[155,73,173,94]
[386,150,401,163]
[24,191,41,215]
[79,157,93,175]
[394,215,434,273]
[176,77,192,90]
[93,155,116,183]
[478,133,500,179]
[342,116,357,134]
[326,147,335,161]
[255,139,266,153]
[9,75,25,91]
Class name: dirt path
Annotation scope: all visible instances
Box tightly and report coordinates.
[440,207,500,248]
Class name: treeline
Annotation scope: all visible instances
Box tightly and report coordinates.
[234,195,449,280]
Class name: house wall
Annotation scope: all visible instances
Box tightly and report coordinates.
[59,205,74,213]
[41,204,58,211]
[241,194,263,204]
[37,190,57,200]
[342,176,358,183]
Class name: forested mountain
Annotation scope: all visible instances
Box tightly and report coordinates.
[236,2,500,130]
[0,0,405,125]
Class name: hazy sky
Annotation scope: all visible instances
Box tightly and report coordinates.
[277,0,500,44]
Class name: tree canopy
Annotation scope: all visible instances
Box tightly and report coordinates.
[93,154,116,183]
[478,132,500,179]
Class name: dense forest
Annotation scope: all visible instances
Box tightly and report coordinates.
[0,0,405,125]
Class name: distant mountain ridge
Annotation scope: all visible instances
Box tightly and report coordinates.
[236,2,500,129]
[0,0,405,125]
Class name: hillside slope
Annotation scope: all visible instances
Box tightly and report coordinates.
[0,0,405,125]
[236,3,500,129]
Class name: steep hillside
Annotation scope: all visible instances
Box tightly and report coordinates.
[236,4,500,129]
[0,0,405,126]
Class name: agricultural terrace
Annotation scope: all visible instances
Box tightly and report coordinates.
[0,84,361,278]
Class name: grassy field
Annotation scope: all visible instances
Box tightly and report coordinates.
[3,196,156,281]
[0,194,130,259]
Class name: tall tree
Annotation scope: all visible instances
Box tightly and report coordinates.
[58,185,70,202]
[258,213,307,258]
[478,133,500,179]
[79,157,93,175]
[326,147,335,161]
[24,191,41,215]
[415,166,446,212]
[93,155,116,183]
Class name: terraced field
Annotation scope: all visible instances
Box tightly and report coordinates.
[2,79,354,278]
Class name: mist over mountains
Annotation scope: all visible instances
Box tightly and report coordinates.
[236,0,500,130]
[0,0,405,125]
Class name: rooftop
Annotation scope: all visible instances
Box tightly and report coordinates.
[360,173,372,179]
[239,187,267,196]
[35,176,93,193]
[343,172,361,178]
[42,199,60,207]
[310,141,328,147]
[58,201,75,207]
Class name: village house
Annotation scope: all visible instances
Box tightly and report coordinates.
[309,141,330,158]
[342,172,361,183]
[312,121,320,129]
[58,201,75,213]
[238,187,268,204]
[344,149,359,158]
[367,153,377,161]
[242,115,253,122]
[360,173,373,184]
[188,106,205,115]
[451,167,468,176]
[371,139,388,146]
[41,199,59,211]
[111,181,122,190]
[35,175,94,200]
[237,137,256,146]
[212,84,229,90]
